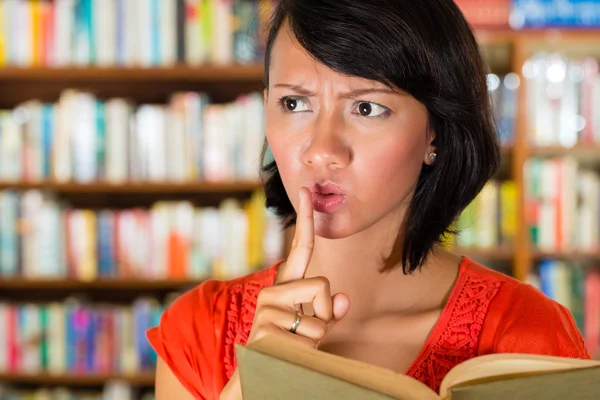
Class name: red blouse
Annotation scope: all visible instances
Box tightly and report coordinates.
[146,257,590,399]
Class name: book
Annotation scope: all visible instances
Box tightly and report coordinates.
[236,335,600,400]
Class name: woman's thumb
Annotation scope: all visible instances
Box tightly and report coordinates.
[331,292,350,322]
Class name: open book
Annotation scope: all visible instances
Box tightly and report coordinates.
[236,335,600,400]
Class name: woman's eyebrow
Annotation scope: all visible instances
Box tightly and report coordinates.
[272,83,316,96]
[339,88,396,98]
[272,84,396,98]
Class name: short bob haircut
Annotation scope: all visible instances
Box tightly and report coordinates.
[260,0,501,274]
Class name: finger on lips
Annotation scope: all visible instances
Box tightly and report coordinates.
[276,187,314,284]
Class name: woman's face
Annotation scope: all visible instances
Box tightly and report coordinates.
[265,26,434,239]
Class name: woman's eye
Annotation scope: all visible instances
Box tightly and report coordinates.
[279,97,311,112]
[353,101,389,117]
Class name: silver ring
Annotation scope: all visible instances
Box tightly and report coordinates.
[289,311,302,334]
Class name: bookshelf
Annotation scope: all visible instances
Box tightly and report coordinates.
[0,277,206,291]
[0,0,599,396]
[0,372,156,387]
[0,181,262,194]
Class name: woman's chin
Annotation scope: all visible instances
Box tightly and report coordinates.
[314,215,356,239]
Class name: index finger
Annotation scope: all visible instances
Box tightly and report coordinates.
[276,187,315,284]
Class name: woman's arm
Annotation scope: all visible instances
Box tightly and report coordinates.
[155,358,196,400]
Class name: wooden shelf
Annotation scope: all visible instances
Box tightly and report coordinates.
[529,144,600,159]
[0,277,205,291]
[451,247,514,260]
[0,181,262,194]
[475,28,600,45]
[0,372,155,386]
[0,64,264,82]
[532,250,600,261]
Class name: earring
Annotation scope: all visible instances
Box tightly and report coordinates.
[428,152,437,164]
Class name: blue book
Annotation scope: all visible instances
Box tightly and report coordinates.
[41,104,55,179]
[511,0,600,28]
[538,259,557,300]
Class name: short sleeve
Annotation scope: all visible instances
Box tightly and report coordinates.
[485,283,591,359]
[147,279,226,400]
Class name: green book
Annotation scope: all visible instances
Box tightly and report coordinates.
[236,335,600,400]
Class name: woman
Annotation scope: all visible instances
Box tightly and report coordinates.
[148,1,590,398]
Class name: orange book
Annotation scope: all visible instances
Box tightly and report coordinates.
[31,0,43,66]
[167,232,188,278]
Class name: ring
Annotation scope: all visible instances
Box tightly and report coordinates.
[289,311,302,334]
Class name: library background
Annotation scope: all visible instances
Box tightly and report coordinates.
[0,0,599,398]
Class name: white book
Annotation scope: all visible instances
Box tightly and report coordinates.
[226,100,243,178]
[15,0,32,66]
[558,61,580,147]
[221,199,248,278]
[166,97,187,181]
[0,191,19,277]
[203,105,227,181]
[263,208,284,267]
[124,0,140,65]
[93,0,117,66]
[201,207,223,276]
[53,0,75,66]
[38,197,64,277]
[160,0,177,66]
[0,110,23,181]
[475,181,499,248]
[183,92,204,179]
[528,54,553,146]
[242,93,265,180]
[21,190,43,278]
[71,92,98,183]
[53,90,75,182]
[185,0,205,65]
[191,209,212,278]
[138,0,153,66]
[559,158,578,251]
[106,99,131,183]
[554,261,572,310]
[137,105,166,181]
[150,203,170,279]
[211,0,233,65]
[104,381,134,400]
[3,0,18,65]
[539,160,557,251]
[577,171,600,250]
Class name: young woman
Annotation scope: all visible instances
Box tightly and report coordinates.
[148,1,590,398]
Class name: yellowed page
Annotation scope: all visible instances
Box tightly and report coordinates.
[242,336,440,400]
[440,353,600,398]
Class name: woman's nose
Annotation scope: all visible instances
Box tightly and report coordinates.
[301,113,351,170]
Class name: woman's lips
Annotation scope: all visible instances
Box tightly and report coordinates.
[311,192,346,213]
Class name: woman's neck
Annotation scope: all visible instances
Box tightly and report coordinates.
[303,233,462,318]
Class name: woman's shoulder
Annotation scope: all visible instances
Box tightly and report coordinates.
[462,258,590,359]
[170,261,280,315]
[146,261,281,399]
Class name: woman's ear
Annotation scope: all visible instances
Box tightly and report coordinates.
[263,89,269,107]
[424,128,437,165]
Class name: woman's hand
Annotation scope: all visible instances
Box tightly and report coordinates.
[219,187,351,399]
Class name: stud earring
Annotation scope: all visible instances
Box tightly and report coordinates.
[428,152,437,164]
